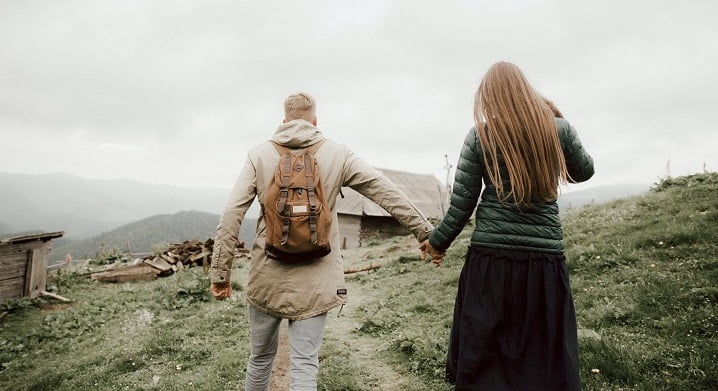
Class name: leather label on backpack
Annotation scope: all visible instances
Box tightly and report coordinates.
[292,205,308,214]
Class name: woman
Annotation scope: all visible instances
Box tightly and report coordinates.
[424,62,594,390]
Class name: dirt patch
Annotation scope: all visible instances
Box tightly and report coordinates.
[39,303,73,312]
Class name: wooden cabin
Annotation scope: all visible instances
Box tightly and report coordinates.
[335,168,446,249]
[0,232,64,301]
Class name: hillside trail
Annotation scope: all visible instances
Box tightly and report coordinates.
[268,236,422,390]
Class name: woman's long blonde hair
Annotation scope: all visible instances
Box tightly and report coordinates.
[474,62,568,205]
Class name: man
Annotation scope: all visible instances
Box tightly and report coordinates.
[209,92,435,391]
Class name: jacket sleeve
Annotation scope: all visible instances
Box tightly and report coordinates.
[557,118,595,183]
[210,156,257,284]
[341,148,433,242]
[429,129,484,252]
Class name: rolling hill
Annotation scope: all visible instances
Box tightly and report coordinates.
[1,171,649,243]
[50,211,257,262]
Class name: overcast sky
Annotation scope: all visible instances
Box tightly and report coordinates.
[1,0,716,193]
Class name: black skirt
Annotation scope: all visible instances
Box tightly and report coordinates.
[446,246,580,391]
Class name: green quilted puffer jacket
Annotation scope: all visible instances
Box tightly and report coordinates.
[429,118,594,254]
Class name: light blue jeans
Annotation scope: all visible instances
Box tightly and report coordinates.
[245,305,327,391]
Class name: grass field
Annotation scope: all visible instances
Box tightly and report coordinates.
[1,172,716,390]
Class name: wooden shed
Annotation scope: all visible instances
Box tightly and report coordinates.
[336,168,446,249]
[0,231,64,301]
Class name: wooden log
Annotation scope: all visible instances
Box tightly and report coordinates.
[343,264,382,274]
[40,290,71,302]
[91,263,159,283]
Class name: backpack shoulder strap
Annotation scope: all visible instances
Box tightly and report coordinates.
[270,141,292,244]
[303,140,325,244]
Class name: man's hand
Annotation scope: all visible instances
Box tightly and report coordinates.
[210,282,232,300]
[419,240,445,267]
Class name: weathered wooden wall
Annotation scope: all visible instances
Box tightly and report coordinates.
[338,214,362,249]
[359,216,408,244]
[0,241,51,301]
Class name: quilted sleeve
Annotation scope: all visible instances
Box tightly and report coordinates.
[557,118,595,183]
[429,128,484,251]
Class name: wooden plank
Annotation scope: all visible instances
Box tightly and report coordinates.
[0,277,25,301]
[0,264,26,281]
[144,257,172,272]
[0,231,63,245]
[190,251,211,262]
[344,263,382,274]
[158,254,175,265]
[40,290,71,302]
[26,247,48,298]
[0,245,33,257]
[0,253,29,281]
[0,252,28,265]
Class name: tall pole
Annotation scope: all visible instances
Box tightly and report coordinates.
[443,154,453,211]
[444,154,453,192]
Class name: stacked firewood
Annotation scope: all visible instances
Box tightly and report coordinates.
[91,238,250,282]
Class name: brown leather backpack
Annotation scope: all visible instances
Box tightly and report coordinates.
[263,140,332,262]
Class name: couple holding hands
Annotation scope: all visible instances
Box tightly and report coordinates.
[210,61,594,391]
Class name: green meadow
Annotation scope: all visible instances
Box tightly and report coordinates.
[1,173,716,390]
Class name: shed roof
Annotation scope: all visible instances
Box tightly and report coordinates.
[336,168,446,220]
[0,231,64,246]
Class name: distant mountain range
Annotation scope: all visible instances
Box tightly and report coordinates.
[49,210,257,263]
[0,171,231,239]
[1,171,652,262]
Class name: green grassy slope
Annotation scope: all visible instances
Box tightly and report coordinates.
[326,172,718,390]
[0,268,250,391]
[565,173,718,390]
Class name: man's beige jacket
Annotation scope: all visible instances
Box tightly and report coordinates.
[211,119,433,320]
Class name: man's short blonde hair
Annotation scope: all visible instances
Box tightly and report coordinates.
[284,92,316,121]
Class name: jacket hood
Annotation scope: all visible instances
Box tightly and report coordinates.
[271,119,325,148]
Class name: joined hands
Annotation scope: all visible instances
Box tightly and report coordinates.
[419,240,445,267]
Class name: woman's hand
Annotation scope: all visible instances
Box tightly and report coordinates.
[419,240,446,267]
